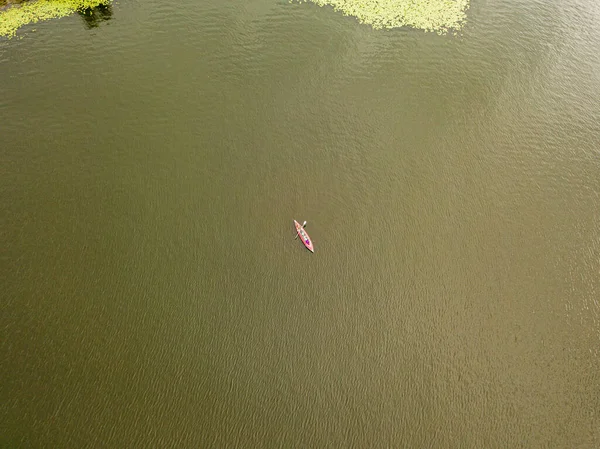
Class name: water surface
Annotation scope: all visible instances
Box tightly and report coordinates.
[2,0,599,447]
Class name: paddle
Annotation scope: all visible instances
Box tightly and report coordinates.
[294,221,307,239]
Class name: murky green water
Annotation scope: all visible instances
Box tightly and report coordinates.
[2,0,599,447]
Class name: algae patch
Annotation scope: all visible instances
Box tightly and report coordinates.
[294,0,469,33]
[0,0,111,38]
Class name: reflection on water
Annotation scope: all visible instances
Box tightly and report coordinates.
[78,3,112,29]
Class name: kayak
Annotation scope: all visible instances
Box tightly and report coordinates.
[294,220,314,252]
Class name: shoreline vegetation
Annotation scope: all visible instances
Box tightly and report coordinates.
[293,0,469,33]
[0,0,112,38]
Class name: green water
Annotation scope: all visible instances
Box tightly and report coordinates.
[2,0,599,447]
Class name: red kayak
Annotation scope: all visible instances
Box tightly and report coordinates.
[294,220,314,252]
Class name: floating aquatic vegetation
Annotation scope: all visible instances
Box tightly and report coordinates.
[0,0,111,38]
[294,0,469,33]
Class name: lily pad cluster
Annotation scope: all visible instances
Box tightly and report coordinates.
[294,0,469,33]
[0,0,111,38]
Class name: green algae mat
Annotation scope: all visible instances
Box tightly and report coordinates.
[1,0,469,39]
[0,0,111,38]
[295,0,469,33]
